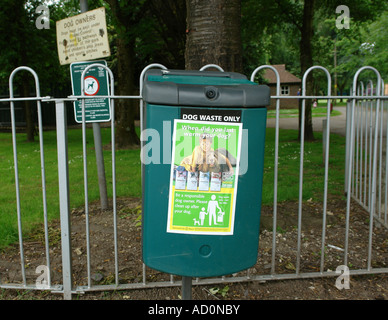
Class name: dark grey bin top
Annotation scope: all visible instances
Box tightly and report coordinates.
[142,69,270,108]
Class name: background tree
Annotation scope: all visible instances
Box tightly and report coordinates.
[240,0,316,140]
[185,0,242,72]
[242,0,387,141]
[0,0,72,142]
[1,0,386,146]
[104,0,143,148]
[355,11,388,80]
[105,0,186,148]
[141,0,186,69]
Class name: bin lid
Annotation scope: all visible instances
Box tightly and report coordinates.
[142,69,270,108]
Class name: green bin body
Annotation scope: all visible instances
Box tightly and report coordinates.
[142,69,269,277]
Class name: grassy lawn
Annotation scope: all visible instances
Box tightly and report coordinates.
[0,127,141,249]
[267,107,342,118]
[267,100,346,118]
[263,128,346,203]
[0,126,346,249]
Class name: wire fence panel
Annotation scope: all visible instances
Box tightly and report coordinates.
[0,64,387,300]
[350,80,388,229]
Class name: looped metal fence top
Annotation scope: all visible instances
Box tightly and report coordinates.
[0,63,387,299]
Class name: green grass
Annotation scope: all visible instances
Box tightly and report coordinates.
[262,128,346,204]
[0,126,346,249]
[267,99,348,118]
[267,106,342,118]
[0,127,141,249]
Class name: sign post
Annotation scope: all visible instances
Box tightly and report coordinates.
[58,0,110,210]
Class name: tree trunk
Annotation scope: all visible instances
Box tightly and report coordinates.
[115,37,140,148]
[298,0,315,141]
[105,0,140,149]
[185,0,242,72]
[19,1,34,142]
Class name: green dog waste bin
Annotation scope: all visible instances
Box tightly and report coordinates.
[141,69,270,277]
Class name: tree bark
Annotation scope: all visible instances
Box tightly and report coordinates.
[185,0,242,72]
[105,0,140,148]
[298,0,315,141]
[18,0,35,142]
[148,0,186,69]
[115,37,140,148]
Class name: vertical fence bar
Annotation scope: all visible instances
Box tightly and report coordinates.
[355,88,360,199]
[296,88,306,275]
[378,86,383,222]
[55,99,73,300]
[344,100,352,195]
[367,81,374,210]
[8,69,26,286]
[139,64,167,286]
[36,91,51,289]
[363,86,368,206]
[295,66,329,274]
[366,71,382,271]
[105,67,119,285]
[359,83,365,204]
[314,67,332,274]
[344,98,356,268]
[271,93,280,275]
[251,65,280,275]
[383,81,388,226]
[142,264,147,285]
[108,73,118,286]
[78,77,92,288]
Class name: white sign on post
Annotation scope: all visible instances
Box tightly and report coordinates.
[56,7,110,65]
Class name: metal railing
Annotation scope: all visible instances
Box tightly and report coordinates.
[346,68,387,273]
[0,64,387,300]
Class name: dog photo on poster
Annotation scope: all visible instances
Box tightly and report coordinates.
[167,117,242,235]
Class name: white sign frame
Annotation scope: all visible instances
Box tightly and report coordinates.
[56,7,110,65]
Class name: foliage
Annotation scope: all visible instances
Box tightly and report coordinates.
[1,1,385,98]
[359,11,388,80]
[0,1,74,97]
[242,0,387,93]
[313,10,387,94]
[209,285,229,298]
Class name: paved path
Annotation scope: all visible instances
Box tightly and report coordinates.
[266,106,347,136]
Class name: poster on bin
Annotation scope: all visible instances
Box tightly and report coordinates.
[167,119,242,235]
